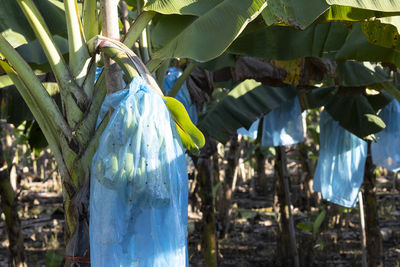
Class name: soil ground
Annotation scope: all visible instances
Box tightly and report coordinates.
[1,155,400,266]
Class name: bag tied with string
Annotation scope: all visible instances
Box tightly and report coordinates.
[90,76,188,266]
[313,111,367,208]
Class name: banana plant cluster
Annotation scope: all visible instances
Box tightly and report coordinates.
[1,0,400,264]
[0,0,205,251]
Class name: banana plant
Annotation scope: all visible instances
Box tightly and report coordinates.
[0,0,269,264]
[1,0,400,266]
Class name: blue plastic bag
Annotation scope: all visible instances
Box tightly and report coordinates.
[163,67,198,124]
[261,97,305,146]
[95,66,127,88]
[237,119,259,140]
[371,99,400,172]
[90,76,188,266]
[313,111,367,208]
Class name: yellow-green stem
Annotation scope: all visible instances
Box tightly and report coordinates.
[0,35,72,144]
[83,0,98,40]
[168,62,195,97]
[17,0,88,121]
[123,11,156,49]
[64,0,94,97]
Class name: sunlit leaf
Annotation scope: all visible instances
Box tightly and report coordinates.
[150,0,267,62]
[198,79,297,143]
[163,96,205,153]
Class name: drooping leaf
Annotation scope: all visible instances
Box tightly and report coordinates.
[150,0,267,62]
[151,14,196,50]
[0,0,67,47]
[326,0,400,12]
[305,86,338,109]
[317,5,400,23]
[261,0,329,29]
[336,61,390,87]
[198,79,297,143]
[335,22,400,67]
[235,56,336,87]
[229,22,349,61]
[145,0,224,16]
[361,17,400,52]
[366,90,394,112]
[163,96,205,154]
[16,35,68,65]
[325,91,386,139]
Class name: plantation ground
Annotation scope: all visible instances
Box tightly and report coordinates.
[1,152,400,266]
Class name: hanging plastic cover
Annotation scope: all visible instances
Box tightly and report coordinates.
[313,111,367,208]
[371,99,400,172]
[90,76,188,266]
[95,66,126,88]
[237,119,259,140]
[261,96,305,147]
[163,67,198,124]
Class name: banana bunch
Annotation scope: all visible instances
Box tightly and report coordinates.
[92,81,172,208]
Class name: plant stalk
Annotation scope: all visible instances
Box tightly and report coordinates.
[101,0,123,94]
[64,0,94,98]
[275,146,300,267]
[17,0,89,114]
[168,63,195,97]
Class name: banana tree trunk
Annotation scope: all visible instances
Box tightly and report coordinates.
[0,126,26,267]
[298,142,315,211]
[218,134,240,238]
[198,158,219,267]
[254,118,268,195]
[0,167,26,267]
[255,146,267,194]
[64,172,91,266]
[363,142,383,267]
[65,1,124,265]
[274,146,299,267]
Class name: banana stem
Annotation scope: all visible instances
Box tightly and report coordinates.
[64,0,94,97]
[17,0,89,108]
[0,36,73,144]
[168,62,195,97]
[83,0,98,40]
[101,0,123,94]
[123,11,155,51]
[0,60,69,180]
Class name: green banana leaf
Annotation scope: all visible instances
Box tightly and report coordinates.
[151,14,197,50]
[198,79,297,143]
[361,17,400,52]
[325,92,386,139]
[149,0,267,62]
[336,22,400,67]
[326,0,400,11]
[145,0,224,16]
[15,35,69,71]
[365,90,394,112]
[318,6,400,23]
[0,0,67,48]
[305,86,338,109]
[261,0,400,29]
[336,61,390,87]
[229,22,349,60]
[261,0,329,29]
